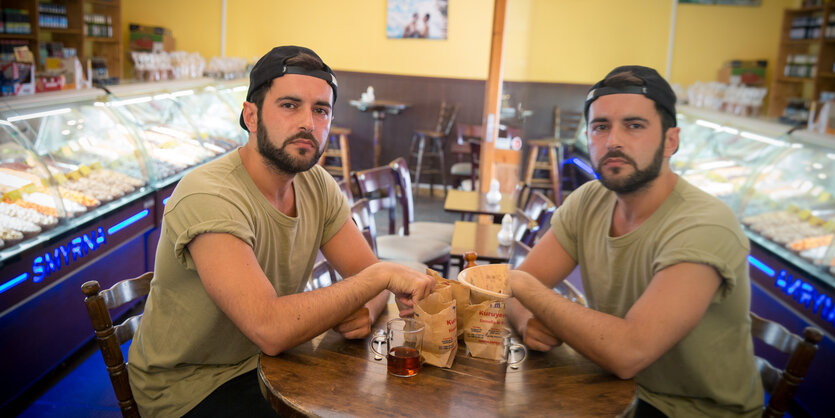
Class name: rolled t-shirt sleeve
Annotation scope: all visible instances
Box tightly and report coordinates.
[652,223,749,303]
[319,175,351,246]
[164,193,255,271]
[550,186,585,261]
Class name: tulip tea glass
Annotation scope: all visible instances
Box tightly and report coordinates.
[370,318,425,377]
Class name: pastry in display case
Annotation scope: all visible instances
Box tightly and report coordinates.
[0,91,151,253]
[215,78,249,118]
[738,139,835,275]
[104,81,231,186]
[673,106,835,281]
[0,120,63,251]
[671,112,784,212]
[167,83,247,148]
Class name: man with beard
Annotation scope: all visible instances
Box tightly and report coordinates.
[127,46,435,417]
[507,66,763,417]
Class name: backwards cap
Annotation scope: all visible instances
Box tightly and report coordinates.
[584,65,676,127]
[239,45,338,131]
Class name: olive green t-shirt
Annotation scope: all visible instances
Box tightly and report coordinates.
[127,150,350,417]
[551,177,763,417]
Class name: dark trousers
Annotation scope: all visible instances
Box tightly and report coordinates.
[634,399,668,418]
[183,369,280,417]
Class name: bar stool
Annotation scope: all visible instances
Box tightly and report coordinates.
[317,126,351,180]
[522,139,561,204]
[409,101,459,198]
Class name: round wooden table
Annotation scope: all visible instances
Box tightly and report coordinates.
[259,305,635,417]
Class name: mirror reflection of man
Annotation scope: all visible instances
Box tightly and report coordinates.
[128,46,434,417]
[508,66,763,417]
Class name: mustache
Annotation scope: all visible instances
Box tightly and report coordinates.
[284,131,319,148]
[598,150,636,167]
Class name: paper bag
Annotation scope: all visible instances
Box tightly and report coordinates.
[426,269,470,337]
[462,300,506,360]
[413,287,457,368]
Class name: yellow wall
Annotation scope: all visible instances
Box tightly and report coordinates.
[122,0,223,59]
[123,0,797,86]
[671,0,794,87]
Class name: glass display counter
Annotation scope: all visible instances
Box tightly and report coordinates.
[0,79,249,408]
[672,106,835,286]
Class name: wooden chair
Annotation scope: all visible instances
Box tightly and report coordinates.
[509,241,586,306]
[306,253,337,291]
[750,312,822,417]
[336,178,354,206]
[450,123,482,190]
[81,272,153,418]
[353,163,450,277]
[389,157,454,243]
[317,126,352,180]
[408,101,460,197]
[350,197,427,273]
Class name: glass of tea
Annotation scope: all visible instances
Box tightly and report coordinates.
[370,318,425,377]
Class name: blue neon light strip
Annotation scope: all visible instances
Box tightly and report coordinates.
[0,273,29,294]
[107,209,150,235]
[569,158,596,177]
[748,255,775,277]
[162,196,171,205]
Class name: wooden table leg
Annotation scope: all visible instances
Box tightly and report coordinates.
[372,110,386,167]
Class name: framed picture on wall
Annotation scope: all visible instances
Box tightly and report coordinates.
[678,0,761,5]
[387,0,448,40]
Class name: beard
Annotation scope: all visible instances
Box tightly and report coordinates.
[256,117,323,174]
[594,138,665,194]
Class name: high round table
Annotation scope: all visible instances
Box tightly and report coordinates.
[349,99,409,167]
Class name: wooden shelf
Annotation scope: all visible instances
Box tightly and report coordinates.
[777,76,814,83]
[87,0,119,6]
[40,28,83,35]
[782,38,817,45]
[769,3,835,118]
[0,33,36,40]
[83,36,119,43]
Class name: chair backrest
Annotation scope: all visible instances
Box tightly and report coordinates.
[352,164,400,235]
[508,241,586,306]
[81,272,153,418]
[350,197,378,255]
[305,252,337,291]
[522,191,555,227]
[554,106,583,140]
[337,178,354,205]
[749,312,822,418]
[434,101,460,137]
[388,157,417,233]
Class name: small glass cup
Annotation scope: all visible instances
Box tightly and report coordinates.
[501,328,527,370]
[370,318,425,377]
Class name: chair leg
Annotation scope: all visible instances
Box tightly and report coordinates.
[339,133,351,181]
[523,146,538,185]
[436,137,448,198]
[415,136,426,198]
[547,145,560,204]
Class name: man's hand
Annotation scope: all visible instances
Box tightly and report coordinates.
[520,317,562,352]
[334,307,373,339]
[368,262,435,304]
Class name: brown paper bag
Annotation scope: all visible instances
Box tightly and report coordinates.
[462,300,506,360]
[427,269,470,337]
[413,287,458,368]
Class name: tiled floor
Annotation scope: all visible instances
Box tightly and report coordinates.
[7,188,457,417]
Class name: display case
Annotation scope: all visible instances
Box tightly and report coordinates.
[0,78,248,409]
[104,79,236,189]
[0,89,152,257]
[672,105,835,285]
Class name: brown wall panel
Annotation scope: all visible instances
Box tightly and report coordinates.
[332,71,591,178]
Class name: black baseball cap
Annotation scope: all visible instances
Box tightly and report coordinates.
[239,45,338,131]
[584,65,677,127]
